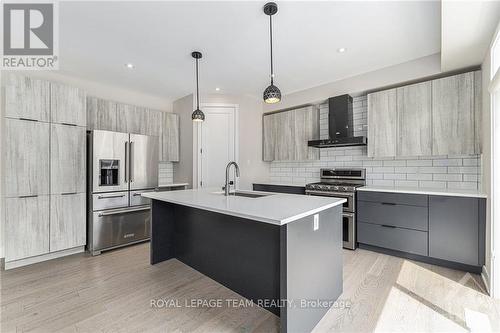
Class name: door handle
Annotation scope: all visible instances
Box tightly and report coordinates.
[61,122,77,127]
[381,202,396,206]
[97,194,126,199]
[124,141,129,182]
[61,192,77,196]
[18,194,38,198]
[129,141,133,182]
[98,206,150,217]
[380,224,397,228]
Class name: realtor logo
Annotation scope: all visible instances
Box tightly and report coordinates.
[1,1,59,69]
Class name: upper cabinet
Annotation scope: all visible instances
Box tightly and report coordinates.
[116,103,147,134]
[397,81,432,156]
[262,106,320,161]
[368,70,481,157]
[5,75,50,122]
[50,83,87,126]
[432,72,475,156]
[368,89,397,157]
[161,113,180,162]
[87,96,117,131]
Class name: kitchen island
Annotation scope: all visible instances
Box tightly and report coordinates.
[142,189,346,333]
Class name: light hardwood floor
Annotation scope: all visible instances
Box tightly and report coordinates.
[1,243,499,332]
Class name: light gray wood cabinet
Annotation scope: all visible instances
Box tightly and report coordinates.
[86,96,117,131]
[5,119,50,197]
[5,75,50,121]
[432,72,476,155]
[262,113,277,162]
[396,81,432,156]
[5,195,50,261]
[50,193,86,252]
[474,70,482,154]
[294,106,320,160]
[262,107,320,161]
[368,89,397,157]
[275,111,295,161]
[50,124,86,194]
[50,83,86,126]
[161,112,180,162]
[147,110,163,137]
[117,103,147,134]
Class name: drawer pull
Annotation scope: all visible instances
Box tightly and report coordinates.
[98,194,125,199]
[19,117,38,122]
[381,224,397,228]
[61,192,77,196]
[18,195,38,198]
[61,122,77,127]
[381,202,397,206]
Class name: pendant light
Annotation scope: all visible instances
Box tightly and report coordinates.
[263,2,281,104]
[191,51,205,122]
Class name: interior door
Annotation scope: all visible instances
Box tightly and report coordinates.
[129,133,159,190]
[92,130,129,193]
[200,106,235,188]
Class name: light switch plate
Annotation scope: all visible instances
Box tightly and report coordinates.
[313,214,319,231]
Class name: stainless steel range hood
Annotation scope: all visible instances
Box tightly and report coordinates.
[308,94,367,148]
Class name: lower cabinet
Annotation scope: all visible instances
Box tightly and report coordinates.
[5,196,50,262]
[429,196,480,266]
[50,193,86,252]
[357,191,485,272]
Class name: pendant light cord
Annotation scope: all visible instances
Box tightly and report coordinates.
[269,14,274,85]
[196,58,200,109]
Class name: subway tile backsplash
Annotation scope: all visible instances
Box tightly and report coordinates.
[159,162,174,185]
[269,95,482,189]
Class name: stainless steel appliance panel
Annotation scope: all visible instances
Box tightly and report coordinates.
[343,213,356,250]
[92,206,151,251]
[306,190,355,212]
[129,133,159,190]
[92,191,129,211]
[130,189,154,207]
[92,130,129,193]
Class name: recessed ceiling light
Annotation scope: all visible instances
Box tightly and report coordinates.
[215,87,220,91]
[337,48,346,53]
[125,63,135,69]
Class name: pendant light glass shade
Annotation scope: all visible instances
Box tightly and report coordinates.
[191,51,205,122]
[263,2,281,104]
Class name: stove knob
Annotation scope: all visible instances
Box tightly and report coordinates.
[334,186,339,191]
[343,186,349,191]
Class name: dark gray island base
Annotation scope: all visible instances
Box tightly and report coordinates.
[150,200,343,333]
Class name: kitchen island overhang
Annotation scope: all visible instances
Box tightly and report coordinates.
[143,189,346,333]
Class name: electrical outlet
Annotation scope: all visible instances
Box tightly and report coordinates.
[313,214,319,231]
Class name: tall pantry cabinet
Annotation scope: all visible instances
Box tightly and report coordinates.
[3,76,87,267]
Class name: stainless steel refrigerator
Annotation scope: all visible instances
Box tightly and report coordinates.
[87,130,158,255]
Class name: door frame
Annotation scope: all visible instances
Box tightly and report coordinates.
[193,103,239,189]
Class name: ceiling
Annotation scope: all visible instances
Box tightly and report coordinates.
[441,0,500,71]
[60,1,441,102]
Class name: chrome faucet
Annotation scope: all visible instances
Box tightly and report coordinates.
[224,161,240,196]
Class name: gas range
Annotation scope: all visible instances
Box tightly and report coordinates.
[305,168,366,250]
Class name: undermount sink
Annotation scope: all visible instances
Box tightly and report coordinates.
[229,191,270,198]
[212,190,271,198]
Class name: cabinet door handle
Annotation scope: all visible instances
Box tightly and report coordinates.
[19,117,38,122]
[381,202,396,206]
[381,224,397,228]
[61,192,77,196]
[18,195,38,198]
[61,122,77,127]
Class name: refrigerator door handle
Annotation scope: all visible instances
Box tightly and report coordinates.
[124,141,129,182]
[129,141,134,182]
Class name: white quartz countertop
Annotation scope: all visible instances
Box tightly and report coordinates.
[142,188,346,225]
[358,185,487,198]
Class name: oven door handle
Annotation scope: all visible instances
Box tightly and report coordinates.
[306,190,354,197]
[98,206,150,217]
[343,212,355,218]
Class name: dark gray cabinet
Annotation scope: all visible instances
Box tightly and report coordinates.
[429,196,480,266]
[357,190,485,272]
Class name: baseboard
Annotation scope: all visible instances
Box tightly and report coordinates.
[482,265,491,295]
[4,246,85,270]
